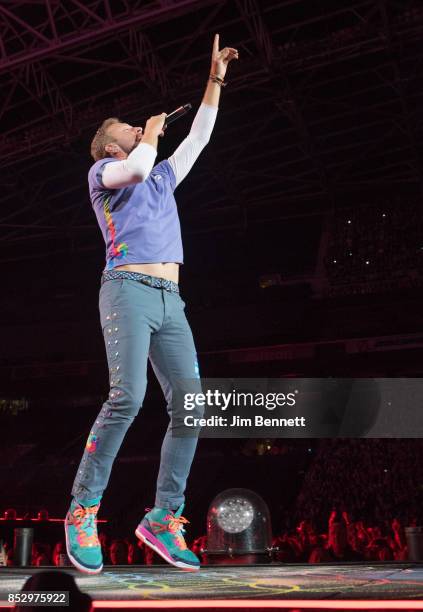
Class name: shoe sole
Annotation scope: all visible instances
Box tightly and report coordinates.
[64,517,103,575]
[135,525,199,572]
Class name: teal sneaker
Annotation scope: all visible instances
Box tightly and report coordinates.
[135,504,200,571]
[64,500,103,574]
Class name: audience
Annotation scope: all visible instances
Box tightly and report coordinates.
[325,201,423,295]
[109,538,128,565]
[2,438,421,566]
[0,511,411,566]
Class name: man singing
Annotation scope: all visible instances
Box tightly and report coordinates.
[64,35,239,573]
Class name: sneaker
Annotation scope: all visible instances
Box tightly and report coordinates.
[135,503,200,571]
[64,500,103,574]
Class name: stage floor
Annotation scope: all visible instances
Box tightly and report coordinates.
[1,563,423,603]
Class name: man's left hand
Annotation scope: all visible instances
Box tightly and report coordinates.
[211,33,239,78]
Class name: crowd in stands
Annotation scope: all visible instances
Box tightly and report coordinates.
[270,513,410,563]
[2,438,422,566]
[0,511,412,566]
[0,535,166,568]
[294,439,423,530]
[325,201,423,294]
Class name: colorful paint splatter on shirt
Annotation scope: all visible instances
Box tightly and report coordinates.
[103,195,128,266]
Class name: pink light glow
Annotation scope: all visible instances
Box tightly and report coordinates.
[91,600,423,610]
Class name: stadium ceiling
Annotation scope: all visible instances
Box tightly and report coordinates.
[1,0,423,261]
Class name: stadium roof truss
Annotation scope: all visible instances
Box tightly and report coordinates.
[1,0,423,259]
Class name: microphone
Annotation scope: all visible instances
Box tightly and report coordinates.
[164,103,192,127]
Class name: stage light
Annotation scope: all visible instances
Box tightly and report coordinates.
[13,527,33,567]
[3,508,17,520]
[204,488,274,564]
[406,526,423,561]
[37,509,49,521]
[259,273,282,289]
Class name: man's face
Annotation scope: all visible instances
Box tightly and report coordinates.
[106,122,143,157]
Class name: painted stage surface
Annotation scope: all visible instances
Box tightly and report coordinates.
[0,563,423,601]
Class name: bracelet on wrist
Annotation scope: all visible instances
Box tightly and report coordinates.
[209,73,227,87]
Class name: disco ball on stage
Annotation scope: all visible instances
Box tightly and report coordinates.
[205,488,273,563]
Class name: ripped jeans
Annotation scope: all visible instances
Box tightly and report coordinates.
[71,272,203,510]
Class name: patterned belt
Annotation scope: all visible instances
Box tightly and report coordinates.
[101,269,180,293]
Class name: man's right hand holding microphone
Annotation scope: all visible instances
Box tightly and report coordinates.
[141,113,167,150]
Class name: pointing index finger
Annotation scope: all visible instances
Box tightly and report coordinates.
[213,33,219,54]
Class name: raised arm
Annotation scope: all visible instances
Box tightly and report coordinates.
[168,34,239,189]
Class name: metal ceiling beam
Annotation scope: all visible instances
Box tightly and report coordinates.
[379,0,423,194]
[0,0,226,73]
[2,0,423,260]
[0,17,423,167]
[2,9,423,165]
[1,129,417,246]
[0,2,420,129]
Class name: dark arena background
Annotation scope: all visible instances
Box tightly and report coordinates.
[1,1,423,610]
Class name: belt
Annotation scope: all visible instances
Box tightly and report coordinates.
[101,269,180,293]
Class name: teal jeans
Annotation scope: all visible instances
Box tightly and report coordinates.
[71,273,203,510]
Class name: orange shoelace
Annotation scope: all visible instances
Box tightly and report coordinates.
[71,505,100,548]
[147,507,190,551]
[166,514,189,550]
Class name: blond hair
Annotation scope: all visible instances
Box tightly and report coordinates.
[90,117,120,161]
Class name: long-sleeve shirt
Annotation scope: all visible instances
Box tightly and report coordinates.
[87,103,217,271]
